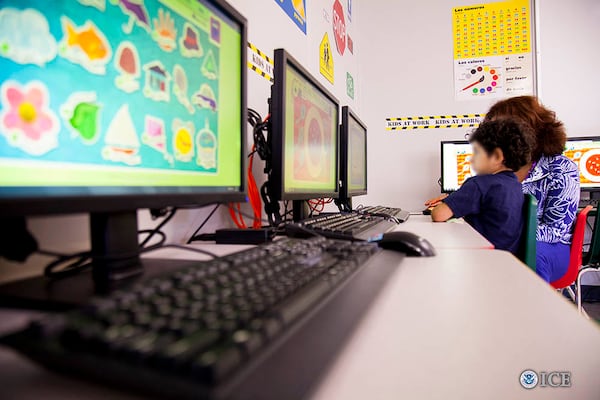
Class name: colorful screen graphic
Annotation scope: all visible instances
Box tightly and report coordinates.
[283,63,338,194]
[347,114,366,193]
[441,141,475,192]
[0,0,242,188]
[563,138,600,189]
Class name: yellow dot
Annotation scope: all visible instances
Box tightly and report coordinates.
[18,102,37,123]
[484,66,490,71]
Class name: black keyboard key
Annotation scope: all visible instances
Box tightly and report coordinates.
[157,330,221,368]
[192,342,243,384]
[271,278,331,326]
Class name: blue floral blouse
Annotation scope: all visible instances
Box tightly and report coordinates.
[522,155,580,245]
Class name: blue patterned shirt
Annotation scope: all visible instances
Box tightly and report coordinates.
[522,155,580,245]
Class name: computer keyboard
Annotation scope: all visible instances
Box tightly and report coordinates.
[579,198,599,208]
[286,211,401,242]
[358,205,410,222]
[2,237,403,400]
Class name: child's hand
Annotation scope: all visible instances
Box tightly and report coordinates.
[424,193,448,207]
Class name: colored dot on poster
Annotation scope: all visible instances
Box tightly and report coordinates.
[493,75,499,80]
[477,66,483,71]
[491,81,497,86]
[487,86,492,91]
[490,69,496,74]
[484,66,490,72]
[470,69,476,74]
[479,88,485,93]
[472,88,479,93]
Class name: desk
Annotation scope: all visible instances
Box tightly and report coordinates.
[311,249,600,400]
[399,214,494,249]
[1,228,600,399]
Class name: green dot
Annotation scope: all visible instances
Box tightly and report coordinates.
[472,88,479,93]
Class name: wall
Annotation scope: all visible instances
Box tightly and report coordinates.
[356,0,600,211]
[0,0,360,282]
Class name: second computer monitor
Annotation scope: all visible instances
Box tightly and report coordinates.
[270,49,339,200]
[440,140,475,193]
[340,106,367,199]
[563,137,600,191]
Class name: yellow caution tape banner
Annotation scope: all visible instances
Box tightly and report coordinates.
[385,114,485,130]
[247,42,274,83]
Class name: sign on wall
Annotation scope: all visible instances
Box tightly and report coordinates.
[453,0,534,101]
[274,0,306,34]
[247,42,273,83]
[319,33,334,84]
[385,114,485,130]
[332,0,346,55]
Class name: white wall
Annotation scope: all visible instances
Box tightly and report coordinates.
[356,0,600,211]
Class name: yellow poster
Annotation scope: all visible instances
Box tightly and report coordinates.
[452,0,534,101]
[319,32,334,84]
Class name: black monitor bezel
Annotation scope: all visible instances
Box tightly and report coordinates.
[340,106,367,198]
[270,48,340,201]
[0,0,248,217]
[565,136,600,192]
[440,139,470,194]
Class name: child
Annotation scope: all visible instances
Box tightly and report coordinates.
[430,119,533,254]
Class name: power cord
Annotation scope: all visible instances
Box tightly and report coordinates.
[187,204,221,243]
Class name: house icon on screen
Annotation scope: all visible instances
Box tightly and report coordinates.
[143,61,171,102]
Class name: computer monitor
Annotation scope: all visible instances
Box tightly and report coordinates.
[440,140,475,193]
[0,0,246,284]
[339,106,367,203]
[270,48,339,202]
[563,136,600,191]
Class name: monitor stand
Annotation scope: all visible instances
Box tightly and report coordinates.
[0,211,200,311]
[292,200,309,222]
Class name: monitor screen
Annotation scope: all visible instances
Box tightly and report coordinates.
[563,137,600,190]
[271,49,339,200]
[340,106,366,198]
[0,0,246,215]
[440,140,475,192]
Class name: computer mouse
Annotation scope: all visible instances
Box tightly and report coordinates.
[376,231,436,257]
[422,207,434,215]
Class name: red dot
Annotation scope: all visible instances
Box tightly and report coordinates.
[490,69,496,74]
[493,75,498,80]
[477,66,483,71]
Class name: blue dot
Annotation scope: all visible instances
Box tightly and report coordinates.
[479,88,485,93]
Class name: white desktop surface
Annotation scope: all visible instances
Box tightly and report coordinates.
[1,226,599,399]
[399,214,494,249]
[310,249,600,400]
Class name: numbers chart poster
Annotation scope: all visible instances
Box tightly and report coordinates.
[453,0,534,101]
[0,0,232,187]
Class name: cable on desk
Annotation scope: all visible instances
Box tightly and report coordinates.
[42,209,177,279]
[150,244,218,259]
[187,204,221,244]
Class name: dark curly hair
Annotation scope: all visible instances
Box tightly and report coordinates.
[469,119,534,171]
[484,96,566,160]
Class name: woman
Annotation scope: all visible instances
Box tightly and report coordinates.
[426,96,580,283]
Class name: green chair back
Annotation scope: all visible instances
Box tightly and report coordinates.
[520,194,538,271]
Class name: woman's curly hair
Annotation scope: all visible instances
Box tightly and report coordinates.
[469,119,534,171]
[484,96,566,160]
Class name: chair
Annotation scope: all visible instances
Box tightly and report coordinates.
[550,205,593,300]
[519,194,538,271]
[577,207,600,313]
